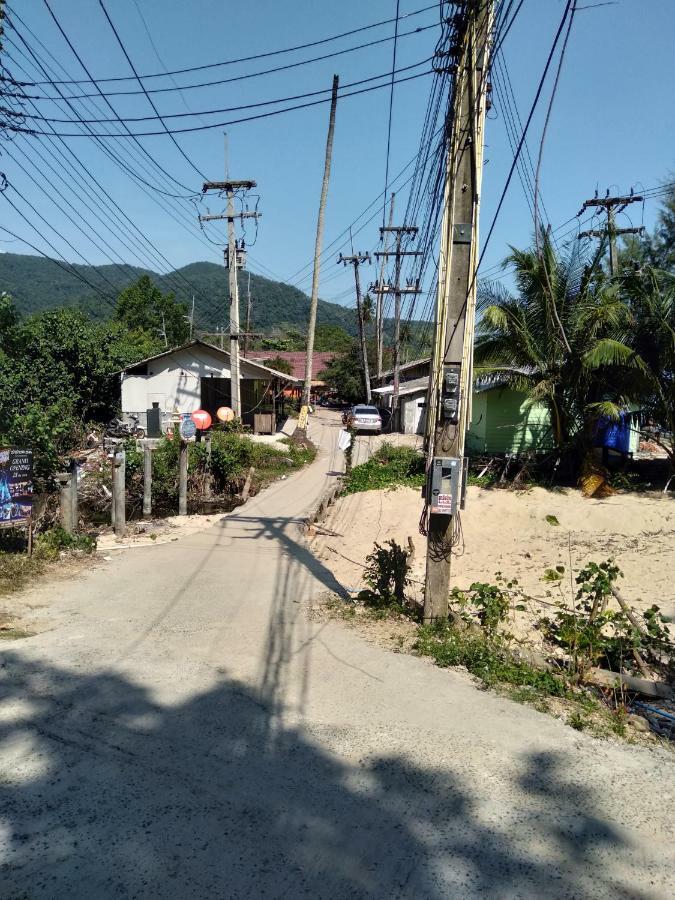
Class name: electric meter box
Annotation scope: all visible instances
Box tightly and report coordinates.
[428,456,461,516]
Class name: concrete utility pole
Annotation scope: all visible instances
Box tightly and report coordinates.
[303,74,339,410]
[200,173,261,418]
[243,272,253,357]
[375,193,396,382]
[372,227,422,425]
[578,193,644,277]
[338,251,372,402]
[423,1,493,623]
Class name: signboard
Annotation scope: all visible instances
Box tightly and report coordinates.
[179,417,197,440]
[0,449,33,525]
[298,405,309,430]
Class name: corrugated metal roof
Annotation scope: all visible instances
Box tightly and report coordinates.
[119,339,299,382]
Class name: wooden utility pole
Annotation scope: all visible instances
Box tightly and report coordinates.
[578,193,644,276]
[423,1,493,623]
[375,193,396,382]
[372,227,422,426]
[338,251,372,402]
[200,173,260,418]
[302,74,339,410]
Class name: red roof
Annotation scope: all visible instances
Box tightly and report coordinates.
[242,350,337,381]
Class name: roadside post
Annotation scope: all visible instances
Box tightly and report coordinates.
[143,444,153,518]
[178,442,188,516]
[178,415,196,516]
[56,470,75,533]
[113,448,126,537]
[69,457,79,530]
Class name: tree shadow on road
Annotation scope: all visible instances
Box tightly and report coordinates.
[0,651,656,899]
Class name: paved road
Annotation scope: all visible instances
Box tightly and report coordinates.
[0,410,673,899]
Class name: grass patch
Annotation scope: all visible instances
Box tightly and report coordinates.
[414,622,571,697]
[344,444,425,494]
[0,624,34,640]
[0,526,96,598]
[0,553,46,597]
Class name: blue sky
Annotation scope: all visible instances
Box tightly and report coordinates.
[1,0,673,315]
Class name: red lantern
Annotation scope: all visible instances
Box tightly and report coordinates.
[191,409,212,430]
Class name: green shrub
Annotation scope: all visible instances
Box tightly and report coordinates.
[414,622,570,696]
[35,526,96,560]
[345,443,425,494]
[539,559,674,676]
[360,540,412,613]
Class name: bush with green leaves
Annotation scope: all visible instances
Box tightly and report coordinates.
[360,539,412,613]
[345,444,425,494]
[414,622,570,696]
[35,526,96,560]
[450,579,512,638]
[539,559,674,676]
[123,431,316,514]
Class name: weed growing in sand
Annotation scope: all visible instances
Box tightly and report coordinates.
[359,540,414,616]
[539,559,674,677]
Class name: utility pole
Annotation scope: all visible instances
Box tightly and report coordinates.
[375,193,396,382]
[303,74,339,411]
[578,193,644,276]
[200,174,261,418]
[243,271,253,357]
[338,251,372,402]
[423,1,494,623]
[372,226,422,426]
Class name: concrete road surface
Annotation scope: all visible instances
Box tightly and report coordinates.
[0,410,673,898]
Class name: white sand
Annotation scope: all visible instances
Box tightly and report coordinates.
[311,485,675,621]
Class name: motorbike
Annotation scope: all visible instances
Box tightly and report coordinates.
[105,414,146,440]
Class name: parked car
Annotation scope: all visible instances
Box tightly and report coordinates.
[345,404,383,434]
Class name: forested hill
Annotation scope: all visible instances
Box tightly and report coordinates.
[0,252,358,334]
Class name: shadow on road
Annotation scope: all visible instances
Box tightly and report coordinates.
[0,651,643,899]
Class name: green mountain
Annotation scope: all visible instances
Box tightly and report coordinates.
[0,253,358,334]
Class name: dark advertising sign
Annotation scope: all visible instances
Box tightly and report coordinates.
[0,449,34,525]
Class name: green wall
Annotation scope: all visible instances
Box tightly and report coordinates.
[467,388,553,455]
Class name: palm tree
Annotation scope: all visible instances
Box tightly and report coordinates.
[585,265,675,483]
[475,233,628,479]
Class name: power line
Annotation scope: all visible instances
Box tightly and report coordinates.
[35,2,201,194]
[19,23,439,102]
[3,40,220,305]
[5,12,198,199]
[95,0,207,181]
[20,57,433,125]
[10,68,434,138]
[25,3,439,84]
[382,0,401,228]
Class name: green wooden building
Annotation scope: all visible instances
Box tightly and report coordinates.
[466,383,554,455]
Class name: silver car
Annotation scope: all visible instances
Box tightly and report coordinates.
[350,404,382,434]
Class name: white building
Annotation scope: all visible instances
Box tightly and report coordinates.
[119,340,298,431]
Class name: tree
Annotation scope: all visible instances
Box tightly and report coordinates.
[586,265,675,480]
[651,181,675,273]
[475,233,627,461]
[314,324,354,352]
[318,344,365,404]
[0,306,152,481]
[263,355,294,376]
[114,275,189,347]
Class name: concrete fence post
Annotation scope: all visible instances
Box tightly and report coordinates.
[143,445,153,518]
[56,471,74,533]
[69,457,79,531]
[178,441,188,516]
[113,448,126,538]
